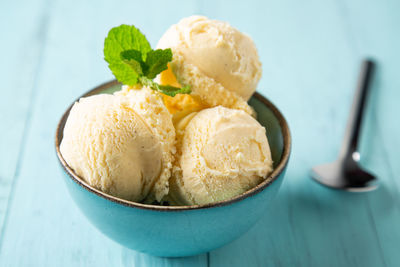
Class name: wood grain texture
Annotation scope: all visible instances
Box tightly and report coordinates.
[0,0,399,266]
[0,0,49,240]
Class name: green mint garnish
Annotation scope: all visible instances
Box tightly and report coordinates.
[139,76,191,97]
[144,49,172,79]
[120,50,144,75]
[104,25,190,96]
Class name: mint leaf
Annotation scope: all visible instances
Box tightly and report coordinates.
[120,50,144,75]
[144,49,172,79]
[104,25,151,85]
[104,25,151,64]
[160,84,191,95]
[139,76,191,97]
[120,49,143,64]
[109,62,140,86]
[104,25,191,95]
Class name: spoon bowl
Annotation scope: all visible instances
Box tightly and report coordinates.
[311,156,377,192]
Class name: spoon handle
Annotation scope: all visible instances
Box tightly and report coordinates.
[339,59,375,159]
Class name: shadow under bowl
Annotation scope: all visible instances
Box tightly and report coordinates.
[55,80,291,257]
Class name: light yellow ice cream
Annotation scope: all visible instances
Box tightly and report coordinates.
[170,106,273,205]
[61,16,270,206]
[157,15,262,115]
[60,86,175,202]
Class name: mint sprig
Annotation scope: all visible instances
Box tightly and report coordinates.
[104,25,190,96]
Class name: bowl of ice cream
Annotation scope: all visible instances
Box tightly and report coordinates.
[55,80,290,257]
[55,16,291,257]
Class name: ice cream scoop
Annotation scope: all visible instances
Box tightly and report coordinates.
[157,15,261,115]
[60,86,175,202]
[170,106,273,205]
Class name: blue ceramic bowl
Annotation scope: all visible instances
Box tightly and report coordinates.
[55,80,291,257]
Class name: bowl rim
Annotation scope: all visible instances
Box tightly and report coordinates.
[55,80,291,211]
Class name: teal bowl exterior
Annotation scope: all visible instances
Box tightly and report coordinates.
[55,80,291,257]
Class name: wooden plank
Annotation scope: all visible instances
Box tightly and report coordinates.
[0,0,207,266]
[0,0,49,240]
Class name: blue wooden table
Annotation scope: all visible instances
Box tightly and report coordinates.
[1,0,399,266]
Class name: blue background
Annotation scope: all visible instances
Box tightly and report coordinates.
[0,0,399,266]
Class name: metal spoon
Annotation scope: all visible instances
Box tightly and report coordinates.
[311,59,378,192]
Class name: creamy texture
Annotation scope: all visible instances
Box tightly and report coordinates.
[157,15,261,115]
[60,86,175,202]
[170,106,273,205]
[115,86,176,201]
[61,16,270,205]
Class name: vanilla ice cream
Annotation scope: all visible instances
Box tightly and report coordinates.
[157,16,262,115]
[60,86,175,202]
[169,106,273,205]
